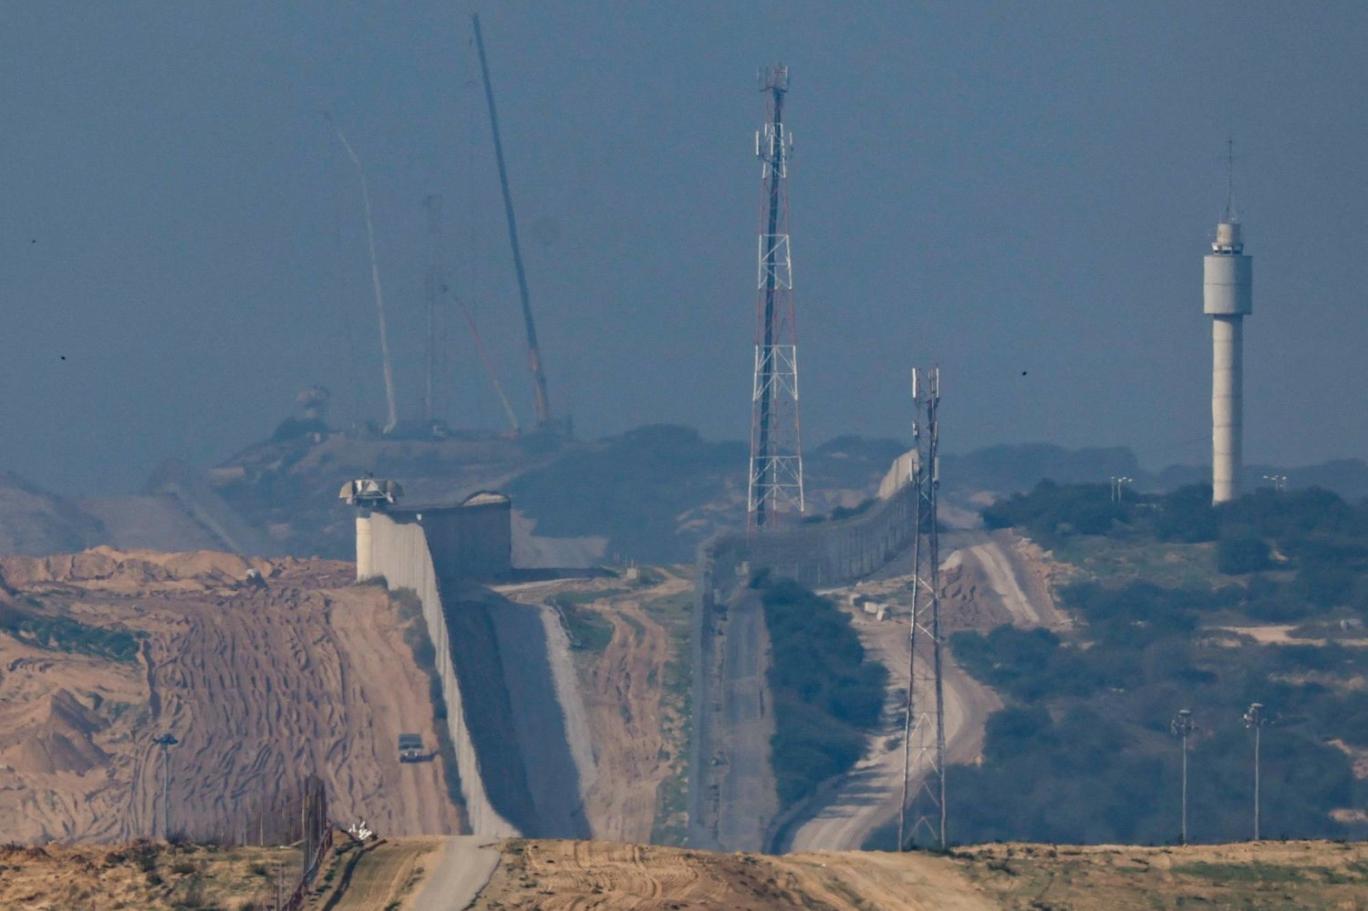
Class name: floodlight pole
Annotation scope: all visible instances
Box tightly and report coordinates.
[1254,724,1261,839]
[1244,702,1266,840]
[1170,709,1194,845]
[153,732,178,840]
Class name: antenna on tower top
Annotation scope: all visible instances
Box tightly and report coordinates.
[1224,136,1237,223]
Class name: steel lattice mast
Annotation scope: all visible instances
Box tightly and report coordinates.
[898,367,947,850]
[747,65,804,530]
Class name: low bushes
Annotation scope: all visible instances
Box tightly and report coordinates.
[758,577,887,808]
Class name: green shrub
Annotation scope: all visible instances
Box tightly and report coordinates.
[758,577,887,809]
[270,416,327,443]
[552,598,614,652]
[1217,529,1271,574]
[982,480,1127,541]
[1154,485,1219,542]
[0,602,138,661]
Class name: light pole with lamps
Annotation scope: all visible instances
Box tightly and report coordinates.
[1170,709,1195,845]
[1243,702,1268,840]
[153,732,178,840]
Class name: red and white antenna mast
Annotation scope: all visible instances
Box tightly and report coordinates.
[747,64,804,530]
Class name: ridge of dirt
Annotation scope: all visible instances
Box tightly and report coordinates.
[0,840,300,911]
[471,839,994,910]
[462,839,1368,911]
[0,546,281,594]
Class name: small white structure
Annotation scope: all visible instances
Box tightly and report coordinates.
[339,477,403,582]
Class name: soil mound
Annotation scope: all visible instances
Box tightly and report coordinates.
[0,557,460,841]
[0,547,265,592]
[0,472,105,556]
[0,689,109,774]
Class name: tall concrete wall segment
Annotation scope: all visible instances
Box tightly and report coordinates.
[368,491,512,583]
[366,511,517,836]
[393,492,512,580]
[367,509,589,839]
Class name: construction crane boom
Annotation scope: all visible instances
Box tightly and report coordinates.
[328,115,399,434]
[471,13,553,429]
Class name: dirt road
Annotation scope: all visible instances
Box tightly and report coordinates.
[783,594,1000,852]
[713,586,780,851]
[467,839,995,911]
[955,531,1067,629]
[408,837,501,911]
[323,836,498,911]
[783,530,1055,852]
[328,840,440,911]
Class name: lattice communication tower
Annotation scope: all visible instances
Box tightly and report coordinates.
[897,367,947,849]
[747,65,804,529]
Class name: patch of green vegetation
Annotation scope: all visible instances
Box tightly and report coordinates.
[953,483,1368,845]
[0,601,139,661]
[628,566,665,587]
[551,588,628,606]
[1171,861,1308,883]
[552,598,614,653]
[757,576,887,810]
[643,583,695,846]
[1050,535,1219,589]
[391,588,465,812]
[800,497,877,525]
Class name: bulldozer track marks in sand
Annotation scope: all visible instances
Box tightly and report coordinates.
[0,550,461,841]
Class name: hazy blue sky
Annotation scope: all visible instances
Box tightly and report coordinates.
[3,1,1367,493]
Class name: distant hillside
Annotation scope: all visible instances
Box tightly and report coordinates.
[199,422,910,564]
[0,472,105,556]
[942,443,1141,493]
[8,426,1361,565]
[942,443,1368,504]
[507,428,908,563]
[940,482,1368,845]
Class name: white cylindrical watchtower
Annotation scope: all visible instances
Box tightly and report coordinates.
[1203,220,1253,504]
[339,477,403,582]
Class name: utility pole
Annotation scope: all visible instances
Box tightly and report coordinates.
[898,367,945,850]
[747,64,804,530]
[1261,474,1287,492]
[1171,709,1195,845]
[471,13,554,430]
[1244,702,1267,840]
[153,732,178,840]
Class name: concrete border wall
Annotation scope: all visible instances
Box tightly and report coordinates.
[688,451,919,848]
[367,512,518,837]
[710,475,918,589]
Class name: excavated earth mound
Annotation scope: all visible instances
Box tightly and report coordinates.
[465,839,1368,911]
[0,548,461,842]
